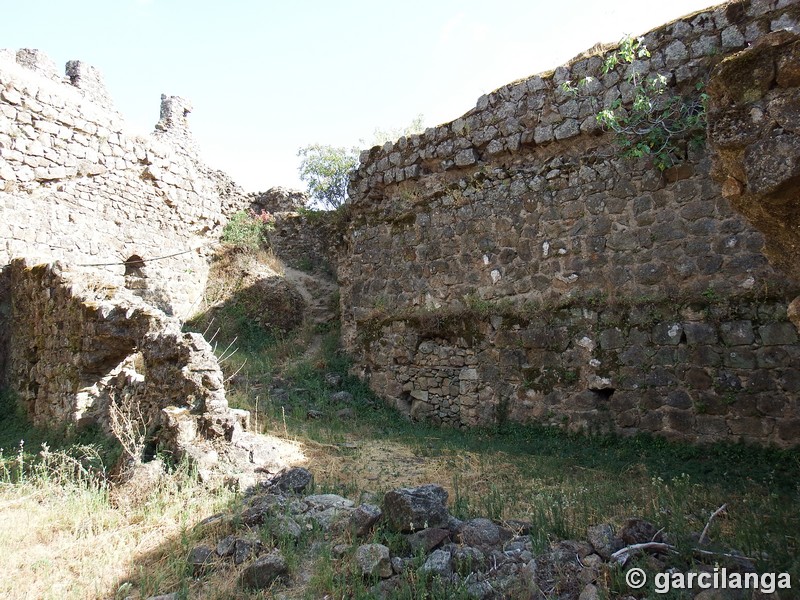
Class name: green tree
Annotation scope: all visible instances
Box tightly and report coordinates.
[297,116,425,210]
[296,144,359,210]
[562,36,706,171]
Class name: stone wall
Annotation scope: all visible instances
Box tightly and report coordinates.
[2,258,274,478]
[340,0,800,446]
[268,212,341,275]
[0,49,245,318]
[245,186,340,274]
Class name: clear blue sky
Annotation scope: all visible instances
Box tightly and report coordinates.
[2,0,719,192]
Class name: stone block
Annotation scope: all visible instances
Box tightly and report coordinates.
[598,327,625,350]
[780,368,800,393]
[664,409,695,432]
[454,148,477,166]
[666,390,692,410]
[639,410,664,431]
[758,322,798,345]
[720,321,755,346]
[683,322,718,345]
[756,346,789,368]
[684,367,713,390]
[778,419,800,441]
[554,119,579,140]
[723,348,756,369]
[695,414,728,436]
[355,543,392,578]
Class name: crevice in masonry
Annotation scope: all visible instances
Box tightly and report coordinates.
[590,388,615,401]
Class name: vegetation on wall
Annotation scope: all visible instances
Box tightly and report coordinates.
[368,113,425,146]
[563,35,708,170]
[221,208,275,251]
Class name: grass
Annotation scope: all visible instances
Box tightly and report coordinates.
[221,210,274,252]
[209,322,800,598]
[0,314,798,598]
[0,422,237,599]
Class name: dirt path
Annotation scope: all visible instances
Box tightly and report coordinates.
[282,266,338,326]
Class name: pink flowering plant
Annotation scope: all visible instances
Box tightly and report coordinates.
[222,209,275,250]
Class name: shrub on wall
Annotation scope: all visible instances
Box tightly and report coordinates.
[564,35,708,171]
[221,209,275,251]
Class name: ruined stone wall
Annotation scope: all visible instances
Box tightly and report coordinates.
[268,212,340,274]
[3,258,273,478]
[246,187,340,274]
[706,29,800,281]
[340,0,800,446]
[0,49,244,318]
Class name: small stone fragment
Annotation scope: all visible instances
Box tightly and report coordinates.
[240,552,288,589]
[349,503,383,537]
[418,548,452,578]
[356,543,393,578]
[269,466,313,494]
[187,545,214,575]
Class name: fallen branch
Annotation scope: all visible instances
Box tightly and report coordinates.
[693,548,756,563]
[298,438,342,451]
[611,542,678,565]
[698,503,727,545]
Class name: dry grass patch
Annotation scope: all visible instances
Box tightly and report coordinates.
[0,460,239,600]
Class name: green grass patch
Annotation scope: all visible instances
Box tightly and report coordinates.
[199,320,800,597]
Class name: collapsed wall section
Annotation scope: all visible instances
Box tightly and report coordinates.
[3,258,274,478]
[0,51,285,475]
[0,49,244,318]
[341,0,800,446]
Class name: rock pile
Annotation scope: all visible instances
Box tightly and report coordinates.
[165,467,761,600]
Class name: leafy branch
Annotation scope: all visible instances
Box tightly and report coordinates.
[562,35,708,171]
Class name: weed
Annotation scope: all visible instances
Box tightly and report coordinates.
[221,209,275,250]
[297,256,314,273]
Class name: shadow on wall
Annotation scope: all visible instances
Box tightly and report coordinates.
[0,266,10,390]
[1,259,260,473]
[183,245,308,347]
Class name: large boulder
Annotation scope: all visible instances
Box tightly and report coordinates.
[383,484,450,532]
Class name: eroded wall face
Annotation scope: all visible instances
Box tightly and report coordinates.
[0,50,243,318]
[707,29,800,281]
[4,259,261,474]
[341,0,800,446]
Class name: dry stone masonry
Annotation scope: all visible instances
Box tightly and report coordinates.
[3,258,280,481]
[248,186,340,274]
[0,48,245,318]
[0,49,293,479]
[340,0,800,446]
